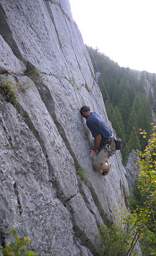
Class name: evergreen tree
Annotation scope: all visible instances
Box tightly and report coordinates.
[136,95,152,131]
[123,128,141,163]
[111,106,126,141]
[129,127,156,255]
[127,96,139,135]
[127,128,141,152]
[118,88,133,127]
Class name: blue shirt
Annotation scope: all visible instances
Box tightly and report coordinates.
[86,112,112,139]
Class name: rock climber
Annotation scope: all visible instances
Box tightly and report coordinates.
[80,105,114,157]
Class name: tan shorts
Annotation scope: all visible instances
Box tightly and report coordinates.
[92,149,111,175]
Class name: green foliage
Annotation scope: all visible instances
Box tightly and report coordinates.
[0,81,17,105]
[141,228,156,256]
[99,224,137,256]
[0,229,38,256]
[123,129,141,163]
[77,166,87,182]
[25,65,40,80]
[111,106,126,141]
[129,127,156,255]
[138,127,156,231]
[127,94,152,138]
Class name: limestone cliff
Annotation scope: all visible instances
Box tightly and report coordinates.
[0,1,129,255]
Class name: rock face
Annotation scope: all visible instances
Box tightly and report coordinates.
[134,70,156,117]
[0,1,129,255]
[125,151,140,194]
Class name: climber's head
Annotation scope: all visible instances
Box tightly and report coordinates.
[80,105,91,118]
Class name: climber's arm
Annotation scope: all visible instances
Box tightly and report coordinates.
[91,134,102,154]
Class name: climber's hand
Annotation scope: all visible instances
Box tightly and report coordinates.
[90,149,97,157]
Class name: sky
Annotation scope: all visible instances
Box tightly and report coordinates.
[70,0,156,73]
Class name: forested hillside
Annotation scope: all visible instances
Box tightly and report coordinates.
[88,47,156,162]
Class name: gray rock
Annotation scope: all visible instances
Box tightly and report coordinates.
[126,151,140,193]
[59,0,73,20]
[0,0,139,255]
[0,74,100,254]
[68,193,101,247]
[0,102,83,255]
[40,74,129,224]
[80,182,104,226]
[15,75,79,201]
[0,0,68,75]
[0,35,25,74]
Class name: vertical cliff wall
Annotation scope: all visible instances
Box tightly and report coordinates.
[136,71,156,120]
[0,1,129,255]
